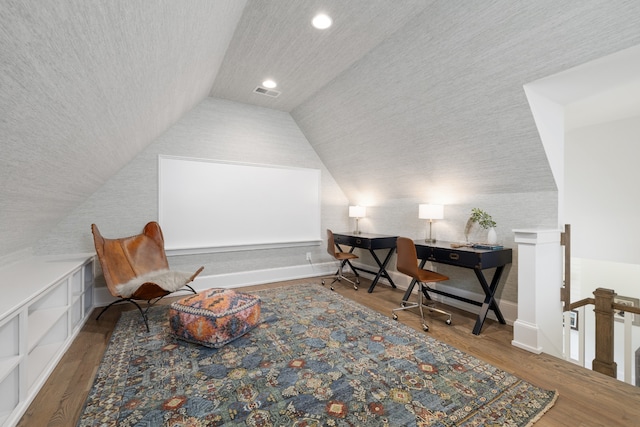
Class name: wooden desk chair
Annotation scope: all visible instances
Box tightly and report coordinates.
[392,236,451,331]
[92,221,203,331]
[321,229,360,291]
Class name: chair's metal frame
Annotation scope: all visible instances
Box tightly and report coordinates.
[321,229,360,291]
[392,281,452,331]
[95,294,169,332]
[322,258,360,291]
[392,236,452,331]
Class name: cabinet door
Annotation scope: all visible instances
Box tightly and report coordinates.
[26,279,69,390]
[0,365,19,424]
[83,261,94,317]
[0,314,21,423]
[0,255,95,426]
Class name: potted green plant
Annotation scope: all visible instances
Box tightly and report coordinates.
[464,208,497,243]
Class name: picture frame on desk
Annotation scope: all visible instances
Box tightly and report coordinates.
[613,296,640,326]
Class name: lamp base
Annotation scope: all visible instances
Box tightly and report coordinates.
[354,218,361,234]
[425,221,436,243]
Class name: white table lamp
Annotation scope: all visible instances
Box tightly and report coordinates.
[349,205,366,234]
[419,204,444,243]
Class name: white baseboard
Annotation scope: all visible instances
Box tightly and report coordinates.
[191,262,335,290]
[511,319,544,354]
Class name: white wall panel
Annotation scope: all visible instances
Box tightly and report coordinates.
[566,116,640,264]
[158,156,321,251]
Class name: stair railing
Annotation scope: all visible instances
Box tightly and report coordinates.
[566,288,640,381]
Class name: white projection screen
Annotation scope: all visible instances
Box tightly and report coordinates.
[158,156,321,253]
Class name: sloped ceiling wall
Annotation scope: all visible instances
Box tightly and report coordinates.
[0,0,247,259]
[291,1,640,204]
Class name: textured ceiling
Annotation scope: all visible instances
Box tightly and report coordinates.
[210,0,432,112]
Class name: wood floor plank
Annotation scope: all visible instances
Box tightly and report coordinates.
[17,277,640,426]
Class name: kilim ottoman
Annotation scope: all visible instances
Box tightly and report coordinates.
[169,288,261,348]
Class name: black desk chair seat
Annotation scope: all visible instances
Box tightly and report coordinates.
[392,237,451,331]
[321,229,360,291]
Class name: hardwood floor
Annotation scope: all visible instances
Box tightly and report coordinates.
[18,277,640,426]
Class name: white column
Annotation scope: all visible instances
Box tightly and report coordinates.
[512,229,564,357]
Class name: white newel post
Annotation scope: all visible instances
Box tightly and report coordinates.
[511,229,564,358]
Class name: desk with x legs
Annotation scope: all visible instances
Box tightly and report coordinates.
[332,232,398,293]
[401,241,512,335]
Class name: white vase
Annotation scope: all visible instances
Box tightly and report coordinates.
[487,227,497,244]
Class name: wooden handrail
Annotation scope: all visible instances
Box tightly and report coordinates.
[565,298,640,315]
[564,288,640,378]
[612,302,640,316]
[566,298,594,311]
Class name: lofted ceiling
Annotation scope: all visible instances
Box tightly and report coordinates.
[210,0,432,112]
[1,0,640,259]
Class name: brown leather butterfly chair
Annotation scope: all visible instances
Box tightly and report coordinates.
[321,229,360,291]
[392,236,451,331]
[92,221,203,331]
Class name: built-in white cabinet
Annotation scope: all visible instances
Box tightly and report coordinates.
[0,254,94,427]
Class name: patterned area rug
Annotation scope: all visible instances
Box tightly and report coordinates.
[78,284,557,426]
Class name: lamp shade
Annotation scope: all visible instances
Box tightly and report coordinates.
[349,205,366,218]
[418,204,444,220]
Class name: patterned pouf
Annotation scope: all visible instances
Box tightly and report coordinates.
[169,288,261,348]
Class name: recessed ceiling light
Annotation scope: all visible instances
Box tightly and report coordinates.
[312,14,332,30]
[262,79,277,89]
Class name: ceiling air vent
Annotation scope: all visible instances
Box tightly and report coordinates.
[254,86,281,98]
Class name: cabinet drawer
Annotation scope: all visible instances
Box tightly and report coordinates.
[334,234,364,247]
[429,247,479,268]
[333,233,397,250]
[368,236,397,249]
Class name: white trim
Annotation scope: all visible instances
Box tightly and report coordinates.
[513,228,562,244]
[166,240,321,256]
[511,229,563,357]
[511,319,544,354]
[192,262,333,290]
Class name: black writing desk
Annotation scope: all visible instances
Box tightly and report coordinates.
[402,241,512,335]
[332,232,398,293]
